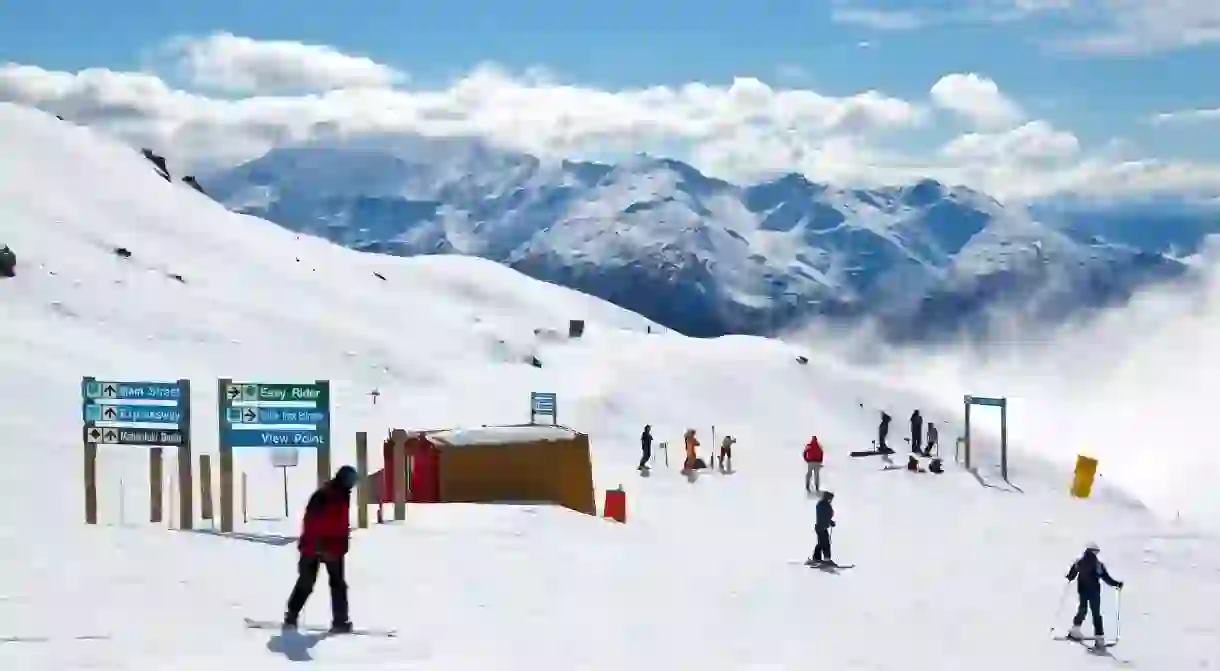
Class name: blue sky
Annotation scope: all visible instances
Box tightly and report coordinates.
[2,0,1218,199]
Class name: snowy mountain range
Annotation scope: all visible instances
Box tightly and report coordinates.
[199,136,1218,340]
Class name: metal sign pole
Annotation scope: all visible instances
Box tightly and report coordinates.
[281,465,290,518]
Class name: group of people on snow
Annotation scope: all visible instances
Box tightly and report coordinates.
[638,425,736,475]
[277,445,1125,649]
[268,408,1127,645]
[877,409,938,457]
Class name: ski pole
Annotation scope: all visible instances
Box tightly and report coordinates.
[1049,582,1070,636]
[1113,587,1123,642]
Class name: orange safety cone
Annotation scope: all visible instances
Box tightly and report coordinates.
[603,485,627,523]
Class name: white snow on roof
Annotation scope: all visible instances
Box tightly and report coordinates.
[429,424,580,446]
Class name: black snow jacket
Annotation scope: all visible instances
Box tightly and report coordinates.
[640,427,652,448]
[1067,551,1121,595]
[815,499,835,530]
[910,411,922,436]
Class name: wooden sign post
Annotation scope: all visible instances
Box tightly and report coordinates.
[217,378,331,532]
[149,447,164,523]
[81,377,192,528]
[389,428,409,521]
[199,454,214,524]
[355,431,369,529]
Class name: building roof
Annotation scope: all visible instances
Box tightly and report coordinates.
[428,424,580,447]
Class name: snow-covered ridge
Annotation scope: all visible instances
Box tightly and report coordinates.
[200,138,1197,339]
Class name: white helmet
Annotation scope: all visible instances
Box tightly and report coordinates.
[1086,541,1100,552]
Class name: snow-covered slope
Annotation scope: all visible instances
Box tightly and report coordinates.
[201,140,1189,340]
[2,103,1218,670]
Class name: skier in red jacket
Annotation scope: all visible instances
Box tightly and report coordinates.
[803,437,824,493]
[284,465,358,633]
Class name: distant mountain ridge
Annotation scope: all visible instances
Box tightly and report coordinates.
[200,136,1213,340]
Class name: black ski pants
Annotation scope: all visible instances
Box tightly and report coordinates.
[286,554,348,625]
[638,445,651,469]
[1072,589,1104,636]
[812,526,832,562]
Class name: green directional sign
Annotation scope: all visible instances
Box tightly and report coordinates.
[224,382,328,405]
[255,383,327,403]
[218,379,331,449]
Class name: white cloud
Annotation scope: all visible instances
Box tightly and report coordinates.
[1149,107,1220,125]
[1,35,1218,202]
[829,7,926,30]
[1050,0,1220,54]
[0,57,926,170]
[929,73,1026,130]
[941,120,1080,162]
[835,1,1220,53]
[959,0,1220,53]
[163,32,404,93]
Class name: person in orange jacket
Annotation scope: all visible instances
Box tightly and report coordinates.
[803,436,824,493]
[683,429,700,473]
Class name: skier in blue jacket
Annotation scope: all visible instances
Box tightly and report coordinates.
[809,491,836,565]
[1065,542,1123,646]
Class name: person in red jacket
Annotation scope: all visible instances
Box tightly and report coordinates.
[283,465,358,633]
[803,436,824,493]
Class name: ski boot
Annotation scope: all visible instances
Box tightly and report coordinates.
[330,620,354,634]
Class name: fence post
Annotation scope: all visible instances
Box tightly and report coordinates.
[149,447,164,523]
[199,454,214,523]
[356,432,369,529]
[390,429,408,521]
[84,442,98,524]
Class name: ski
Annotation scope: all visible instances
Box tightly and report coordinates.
[1054,635,1117,649]
[800,559,855,569]
[244,617,397,638]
